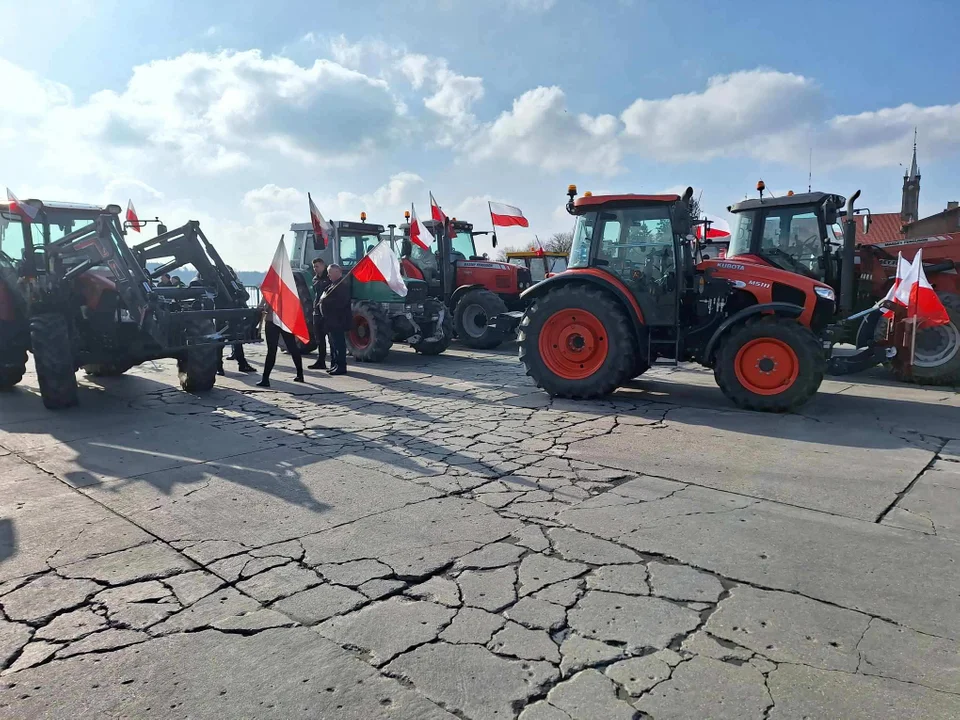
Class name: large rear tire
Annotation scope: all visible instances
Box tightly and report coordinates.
[30,313,79,409]
[454,289,508,349]
[178,321,219,392]
[893,293,960,386]
[519,285,636,399]
[413,299,453,356]
[0,350,27,391]
[348,301,392,362]
[714,317,824,412]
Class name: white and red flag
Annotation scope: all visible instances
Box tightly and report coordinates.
[260,237,311,343]
[880,252,910,319]
[488,201,528,228]
[409,203,434,251]
[352,240,408,297]
[308,192,329,249]
[895,249,950,328]
[695,214,731,241]
[5,188,38,222]
[429,191,447,224]
[126,200,141,232]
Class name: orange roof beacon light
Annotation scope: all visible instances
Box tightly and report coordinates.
[403,210,411,220]
[787,190,795,197]
[583,191,593,197]
[360,212,367,222]
[757,179,766,201]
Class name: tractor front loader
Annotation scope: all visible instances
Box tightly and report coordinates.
[0,199,261,409]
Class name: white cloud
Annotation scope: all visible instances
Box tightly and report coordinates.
[467,86,622,174]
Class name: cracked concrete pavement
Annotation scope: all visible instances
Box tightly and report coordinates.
[1,343,959,719]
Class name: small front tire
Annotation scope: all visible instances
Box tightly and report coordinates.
[30,314,78,409]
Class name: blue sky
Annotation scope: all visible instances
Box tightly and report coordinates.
[2,0,958,267]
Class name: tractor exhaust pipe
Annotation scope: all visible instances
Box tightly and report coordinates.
[840,189,860,314]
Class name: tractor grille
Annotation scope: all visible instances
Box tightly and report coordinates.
[516,267,532,291]
[771,282,806,309]
[811,296,835,333]
[406,282,427,303]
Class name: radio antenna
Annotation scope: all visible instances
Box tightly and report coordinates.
[808,148,812,193]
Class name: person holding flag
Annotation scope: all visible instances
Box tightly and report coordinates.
[257,236,309,387]
[319,263,352,375]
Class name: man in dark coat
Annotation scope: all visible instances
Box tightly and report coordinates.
[320,263,352,375]
[308,258,330,370]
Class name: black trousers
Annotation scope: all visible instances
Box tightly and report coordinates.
[263,322,303,380]
[313,313,327,365]
[328,331,347,372]
[218,343,247,372]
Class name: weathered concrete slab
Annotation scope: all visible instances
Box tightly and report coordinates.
[567,405,935,520]
[561,479,960,639]
[881,461,960,542]
[0,628,457,719]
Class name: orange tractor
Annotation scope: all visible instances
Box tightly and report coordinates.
[518,185,842,411]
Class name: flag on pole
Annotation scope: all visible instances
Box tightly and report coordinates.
[880,252,910,319]
[896,249,950,328]
[429,191,447,224]
[126,200,141,232]
[260,237,311,343]
[409,203,433,251]
[352,240,408,297]
[308,192,329,250]
[6,188,38,223]
[695,214,731,240]
[488,201,528,228]
[534,236,545,257]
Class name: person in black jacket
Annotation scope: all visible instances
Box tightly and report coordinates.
[320,263,352,375]
[308,258,330,370]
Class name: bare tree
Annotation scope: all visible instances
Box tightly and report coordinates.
[545,231,573,254]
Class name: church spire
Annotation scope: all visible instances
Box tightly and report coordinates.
[901,128,920,227]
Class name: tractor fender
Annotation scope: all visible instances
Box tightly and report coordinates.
[450,283,487,308]
[704,302,805,364]
[520,270,645,338]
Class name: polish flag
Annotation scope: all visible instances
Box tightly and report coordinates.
[880,252,910,319]
[429,191,447,225]
[409,203,433,251]
[895,249,950,328]
[308,192,329,249]
[488,201,528,228]
[695,214,731,240]
[5,188,38,222]
[534,237,545,257]
[260,237,311,343]
[126,200,141,232]
[352,240,408,297]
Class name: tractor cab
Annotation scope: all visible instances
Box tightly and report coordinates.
[290,218,385,273]
[725,191,847,286]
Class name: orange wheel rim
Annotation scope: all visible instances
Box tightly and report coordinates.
[733,338,799,396]
[350,315,371,349]
[538,309,608,380]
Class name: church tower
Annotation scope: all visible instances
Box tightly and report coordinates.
[901,129,920,227]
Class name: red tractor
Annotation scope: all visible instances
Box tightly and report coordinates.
[398,214,532,348]
[518,185,839,412]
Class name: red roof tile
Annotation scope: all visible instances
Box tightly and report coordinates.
[855,212,904,245]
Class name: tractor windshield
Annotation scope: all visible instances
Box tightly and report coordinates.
[568,213,597,268]
[728,207,825,280]
[451,230,476,259]
[338,233,382,269]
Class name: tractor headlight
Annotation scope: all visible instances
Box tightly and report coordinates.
[814,286,835,301]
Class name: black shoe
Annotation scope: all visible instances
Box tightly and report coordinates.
[308,362,326,370]
[225,355,236,361]
[326,367,337,374]
[255,379,270,387]
[217,368,225,377]
[330,369,347,376]
[238,364,256,373]
[293,375,305,383]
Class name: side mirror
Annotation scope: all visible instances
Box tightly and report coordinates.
[157,223,167,235]
[824,203,838,225]
[491,233,498,248]
[401,239,412,257]
[482,252,489,260]
[862,213,871,235]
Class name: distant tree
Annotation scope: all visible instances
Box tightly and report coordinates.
[545,231,573,254]
[686,195,703,235]
[655,219,672,242]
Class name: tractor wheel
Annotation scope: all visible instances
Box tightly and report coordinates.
[0,350,27,391]
[83,362,134,378]
[30,313,79,409]
[414,299,453,356]
[519,285,636,399]
[348,301,392,362]
[714,317,824,412]
[894,292,960,386]
[177,321,219,392]
[454,289,509,349]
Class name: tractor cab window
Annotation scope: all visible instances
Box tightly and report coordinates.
[727,211,755,258]
[338,234,363,269]
[548,256,567,274]
[451,231,476,261]
[759,208,823,279]
[568,212,596,269]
